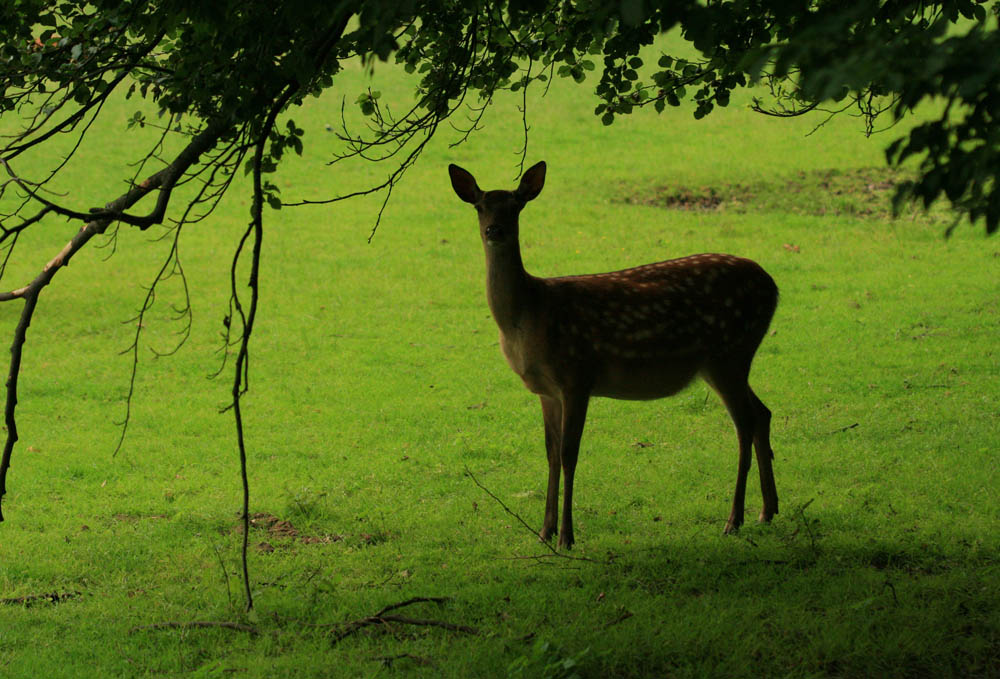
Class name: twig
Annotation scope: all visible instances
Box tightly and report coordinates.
[1,590,81,607]
[129,621,260,635]
[503,554,583,569]
[372,653,434,667]
[329,597,477,645]
[212,543,234,611]
[825,422,859,434]
[882,577,900,606]
[793,498,820,554]
[602,609,634,629]
[465,467,605,564]
[465,467,545,542]
[374,596,451,616]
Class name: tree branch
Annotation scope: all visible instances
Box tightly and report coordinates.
[0,121,227,521]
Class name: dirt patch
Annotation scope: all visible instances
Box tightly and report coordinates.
[234,512,343,546]
[619,184,748,210]
[617,167,942,221]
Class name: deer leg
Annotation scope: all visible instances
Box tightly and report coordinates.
[749,389,779,523]
[704,367,756,534]
[540,396,562,543]
[557,393,590,550]
[725,417,754,534]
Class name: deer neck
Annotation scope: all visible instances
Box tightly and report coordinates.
[484,242,533,333]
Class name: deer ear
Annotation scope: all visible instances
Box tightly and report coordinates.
[516,161,546,202]
[449,164,482,204]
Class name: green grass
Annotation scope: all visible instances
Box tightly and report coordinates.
[1,49,998,678]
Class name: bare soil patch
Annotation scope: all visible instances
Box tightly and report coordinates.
[617,167,940,220]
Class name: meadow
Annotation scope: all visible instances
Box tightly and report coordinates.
[0,43,998,678]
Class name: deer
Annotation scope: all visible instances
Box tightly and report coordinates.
[449,160,780,549]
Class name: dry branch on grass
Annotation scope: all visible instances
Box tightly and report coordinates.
[0,590,81,607]
[129,621,260,635]
[329,597,478,645]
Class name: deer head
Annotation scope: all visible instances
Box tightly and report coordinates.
[448,161,546,249]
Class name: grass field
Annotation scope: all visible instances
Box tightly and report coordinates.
[1,44,998,678]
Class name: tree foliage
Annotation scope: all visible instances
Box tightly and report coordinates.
[1,0,997,608]
[489,0,999,233]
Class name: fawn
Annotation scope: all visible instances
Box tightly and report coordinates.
[450,161,779,548]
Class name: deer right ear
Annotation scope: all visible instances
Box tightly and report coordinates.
[449,164,482,204]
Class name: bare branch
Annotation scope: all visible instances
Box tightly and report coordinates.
[0,121,228,521]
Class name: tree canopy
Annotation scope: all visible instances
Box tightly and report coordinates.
[1,0,997,607]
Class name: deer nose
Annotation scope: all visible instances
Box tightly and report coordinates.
[484,224,504,242]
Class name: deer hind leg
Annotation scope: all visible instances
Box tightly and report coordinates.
[702,364,757,534]
[749,389,779,523]
[540,396,562,543]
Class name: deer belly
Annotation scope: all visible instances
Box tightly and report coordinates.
[592,357,701,400]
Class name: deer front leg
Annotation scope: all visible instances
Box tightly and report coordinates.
[557,393,590,550]
[540,396,562,543]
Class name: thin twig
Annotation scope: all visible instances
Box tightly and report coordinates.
[465,466,550,540]
[825,422,859,435]
[464,467,604,564]
[129,621,260,635]
[602,609,634,629]
[372,653,434,668]
[213,543,234,611]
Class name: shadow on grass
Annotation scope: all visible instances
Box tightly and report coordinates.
[522,511,1000,678]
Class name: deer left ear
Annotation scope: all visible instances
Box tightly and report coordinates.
[515,161,546,203]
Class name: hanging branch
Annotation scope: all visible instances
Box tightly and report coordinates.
[224,81,301,612]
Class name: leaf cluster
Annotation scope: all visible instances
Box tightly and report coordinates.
[546,0,999,233]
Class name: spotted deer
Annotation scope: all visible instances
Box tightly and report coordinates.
[449,160,779,549]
